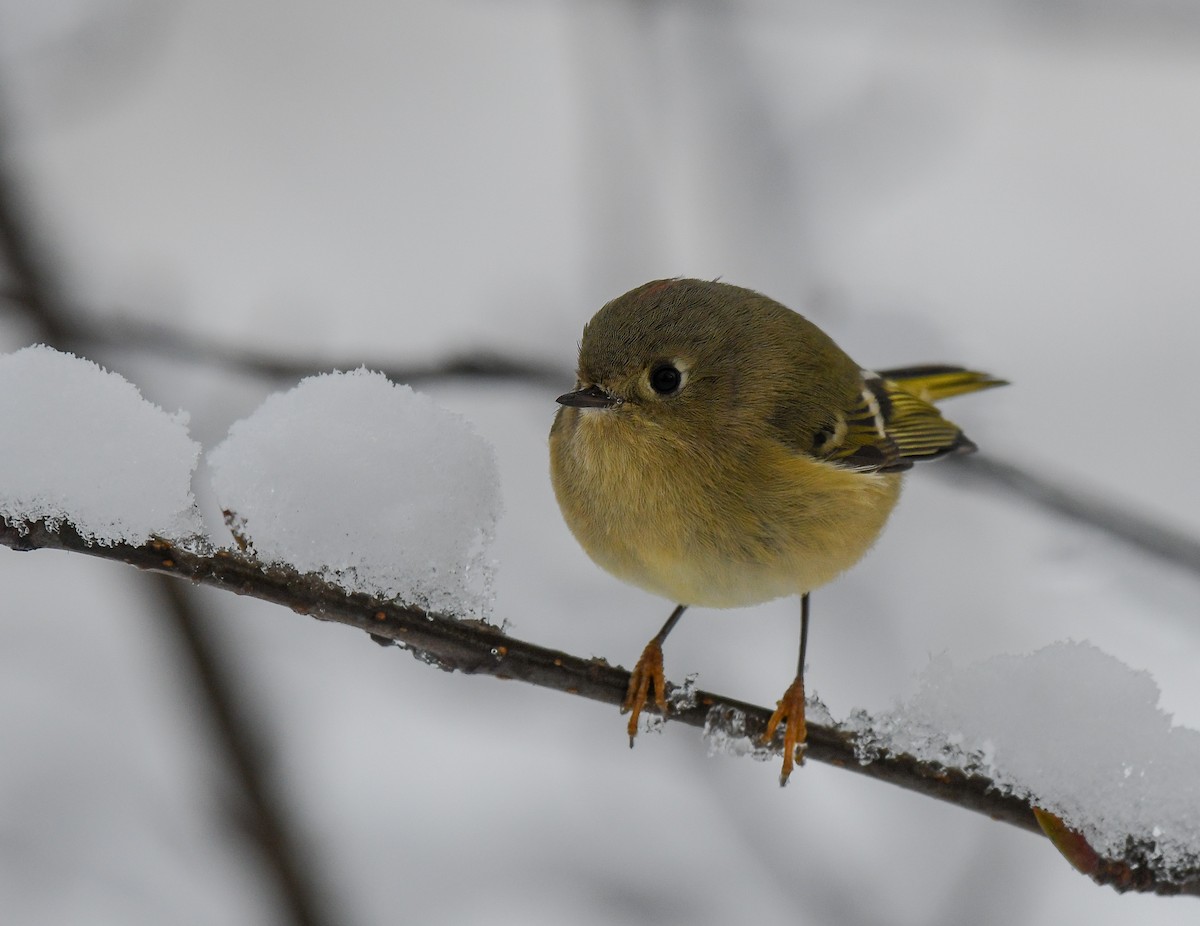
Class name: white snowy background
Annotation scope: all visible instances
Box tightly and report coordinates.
[2,1,1200,923]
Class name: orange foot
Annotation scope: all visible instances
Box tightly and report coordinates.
[622,640,668,746]
[764,676,808,786]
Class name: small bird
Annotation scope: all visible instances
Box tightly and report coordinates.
[549,278,1004,784]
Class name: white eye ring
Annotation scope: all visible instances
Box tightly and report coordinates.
[648,360,687,395]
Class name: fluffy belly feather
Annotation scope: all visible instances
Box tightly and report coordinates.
[550,407,902,608]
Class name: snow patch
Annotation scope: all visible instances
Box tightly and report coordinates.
[208,368,501,618]
[0,345,201,544]
[846,641,1200,877]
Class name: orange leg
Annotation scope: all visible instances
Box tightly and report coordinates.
[763,592,811,785]
[765,675,807,785]
[621,604,687,746]
[622,639,667,745]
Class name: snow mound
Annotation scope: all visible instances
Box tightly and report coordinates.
[208,368,501,618]
[0,345,201,544]
[847,641,1200,877]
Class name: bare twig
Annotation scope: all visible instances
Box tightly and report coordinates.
[77,312,572,388]
[0,291,570,389]
[0,155,72,348]
[152,577,331,926]
[2,516,1196,897]
[943,455,1200,575]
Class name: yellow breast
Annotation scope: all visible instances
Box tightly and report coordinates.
[549,405,901,608]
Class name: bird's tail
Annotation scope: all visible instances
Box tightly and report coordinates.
[876,365,1008,404]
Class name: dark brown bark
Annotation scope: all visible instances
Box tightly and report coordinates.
[4,516,1196,898]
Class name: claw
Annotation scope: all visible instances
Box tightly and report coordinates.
[622,640,668,746]
[763,676,808,785]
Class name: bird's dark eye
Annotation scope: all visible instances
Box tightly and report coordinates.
[649,364,682,395]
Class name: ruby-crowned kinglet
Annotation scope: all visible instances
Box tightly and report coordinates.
[549,278,1005,784]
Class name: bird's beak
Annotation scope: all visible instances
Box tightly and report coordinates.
[556,384,622,408]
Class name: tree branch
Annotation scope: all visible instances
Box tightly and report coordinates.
[0,290,570,389]
[151,577,332,926]
[944,454,1200,576]
[3,515,1196,897]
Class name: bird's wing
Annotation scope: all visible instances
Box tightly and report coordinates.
[815,367,1005,474]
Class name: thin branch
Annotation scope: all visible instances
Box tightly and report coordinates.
[152,577,332,926]
[0,291,570,389]
[80,312,572,388]
[2,516,1196,897]
[0,156,72,349]
[943,455,1200,576]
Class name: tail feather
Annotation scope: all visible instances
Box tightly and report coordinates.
[824,365,1005,473]
[876,365,1008,404]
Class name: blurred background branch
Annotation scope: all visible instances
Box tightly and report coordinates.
[6,282,1196,582]
[0,288,570,387]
